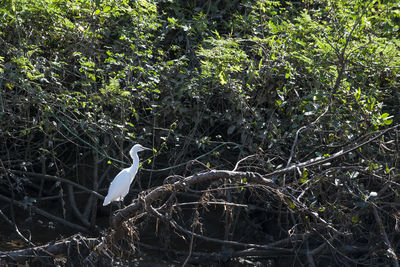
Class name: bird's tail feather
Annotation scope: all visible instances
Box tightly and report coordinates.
[103,197,111,206]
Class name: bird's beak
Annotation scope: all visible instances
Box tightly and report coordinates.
[142,147,152,151]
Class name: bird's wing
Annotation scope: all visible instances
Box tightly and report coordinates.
[103,168,131,206]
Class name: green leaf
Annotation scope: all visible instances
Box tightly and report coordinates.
[167,17,177,24]
[355,88,361,101]
[381,113,389,119]
[218,71,227,85]
[381,113,393,125]
[120,91,131,96]
[385,164,390,174]
[384,119,393,125]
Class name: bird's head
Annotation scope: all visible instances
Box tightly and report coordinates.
[129,144,152,159]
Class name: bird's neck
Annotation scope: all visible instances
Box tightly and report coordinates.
[130,153,139,165]
[128,154,139,179]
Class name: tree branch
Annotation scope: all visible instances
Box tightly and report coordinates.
[9,170,104,199]
[265,124,400,178]
[0,194,88,233]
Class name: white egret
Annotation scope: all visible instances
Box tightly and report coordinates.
[103,144,152,206]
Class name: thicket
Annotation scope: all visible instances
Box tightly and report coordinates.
[0,0,399,266]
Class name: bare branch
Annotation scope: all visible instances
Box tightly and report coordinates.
[265,124,400,178]
[0,234,99,262]
[372,204,399,267]
[0,209,35,247]
[0,194,88,233]
[9,170,104,199]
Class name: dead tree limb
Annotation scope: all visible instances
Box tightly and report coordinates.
[0,234,99,263]
[111,170,278,234]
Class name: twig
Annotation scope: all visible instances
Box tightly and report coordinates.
[0,234,99,262]
[282,189,346,236]
[142,142,242,172]
[286,104,330,169]
[186,159,212,172]
[145,201,292,253]
[138,241,301,262]
[331,0,375,92]
[9,170,104,199]
[182,223,195,267]
[265,124,400,178]
[0,209,35,246]
[90,149,100,228]
[169,216,292,253]
[110,170,277,235]
[372,204,399,267]
[306,241,316,267]
[0,160,35,246]
[0,194,88,233]
[233,154,258,172]
[67,185,90,227]
[173,201,248,208]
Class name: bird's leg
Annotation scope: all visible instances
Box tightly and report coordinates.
[108,205,113,225]
[116,200,126,210]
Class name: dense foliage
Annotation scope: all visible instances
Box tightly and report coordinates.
[0,0,399,265]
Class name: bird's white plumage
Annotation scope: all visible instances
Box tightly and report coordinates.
[103,144,151,206]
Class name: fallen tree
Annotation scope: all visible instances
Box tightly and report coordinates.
[1,125,399,266]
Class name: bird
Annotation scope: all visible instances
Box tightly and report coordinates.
[103,144,152,206]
